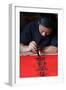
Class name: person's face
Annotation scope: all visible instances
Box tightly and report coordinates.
[39,25,52,37]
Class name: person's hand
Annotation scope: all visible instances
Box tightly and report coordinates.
[28,41,37,53]
[43,46,58,54]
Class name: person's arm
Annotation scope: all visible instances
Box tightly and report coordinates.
[20,41,37,55]
[20,44,33,56]
[43,46,58,54]
[40,37,58,55]
[20,44,29,53]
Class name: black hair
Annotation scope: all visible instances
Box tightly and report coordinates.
[38,14,57,29]
[38,14,58,36]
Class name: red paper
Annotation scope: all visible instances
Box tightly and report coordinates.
[20,55,58,78]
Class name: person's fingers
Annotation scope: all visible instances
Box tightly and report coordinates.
[30,44,37,50]
[30,46,36,52]
[28,41,37,53]
[30,45,37,53]
[31,41,37,46]
[29,42,37,50]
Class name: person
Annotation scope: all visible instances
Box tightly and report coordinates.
[20,14,58,55]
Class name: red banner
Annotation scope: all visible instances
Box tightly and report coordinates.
[20,55,58,78]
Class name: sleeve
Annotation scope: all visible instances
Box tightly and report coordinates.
[51,37,58,47]
[20,24,32,45]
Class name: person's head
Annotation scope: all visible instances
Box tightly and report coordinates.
[38,14,57,37]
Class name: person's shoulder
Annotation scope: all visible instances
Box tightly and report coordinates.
[28,20,38,31]
[22,19,38,33]
[29,19,38,27]
[23,20,37,29]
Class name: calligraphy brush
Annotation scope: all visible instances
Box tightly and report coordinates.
[36,46,40,57]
